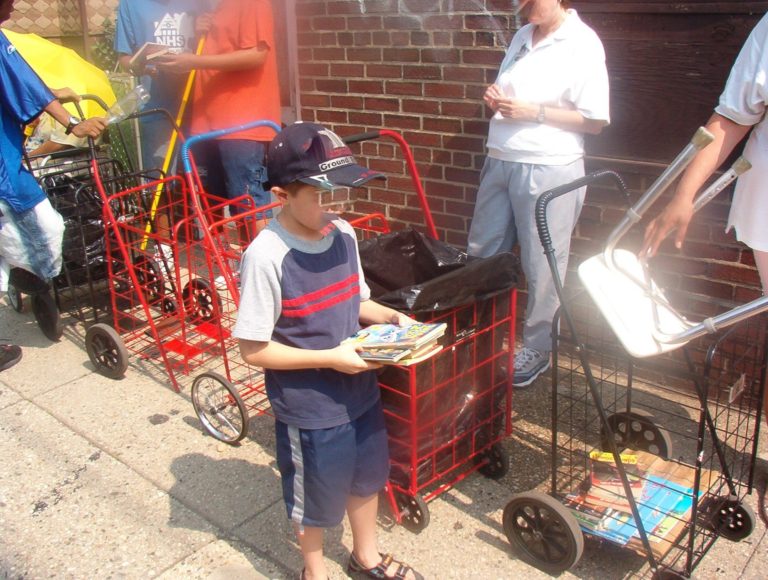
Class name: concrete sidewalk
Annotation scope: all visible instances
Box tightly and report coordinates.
[1,300,767,579]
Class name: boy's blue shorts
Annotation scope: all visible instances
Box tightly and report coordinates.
[275,400,390,528]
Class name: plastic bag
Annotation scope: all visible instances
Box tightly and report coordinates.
[358,228,520,312]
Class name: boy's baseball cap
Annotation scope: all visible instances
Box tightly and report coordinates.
[267,122,385,190]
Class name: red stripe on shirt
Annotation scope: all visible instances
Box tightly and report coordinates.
[281,274,359,308]
[282,284,360,317]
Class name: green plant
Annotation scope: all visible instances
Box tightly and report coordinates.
[91,17,118,72]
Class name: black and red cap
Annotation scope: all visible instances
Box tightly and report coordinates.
[267,122,385,190]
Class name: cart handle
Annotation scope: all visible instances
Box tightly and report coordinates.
[180,120,282,175]
[343,129,438,240]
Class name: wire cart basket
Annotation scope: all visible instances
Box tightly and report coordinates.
[344,130,518,532]
[501,138,767,577]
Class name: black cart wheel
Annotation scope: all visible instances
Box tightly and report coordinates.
[7,284,23,312]
[85,323,129,379]
[31,292,63,341]
[182,278,221,322]
[503,490,584,575]
[476,443,509,479]
[134,255,165,302]
[161,297,178,314]
[191,371,249,443]
[393,491,430,533]
[709,496,755,541]
[600,409,673,459]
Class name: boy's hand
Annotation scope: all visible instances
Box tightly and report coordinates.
[72,117,108,138]
[329,343,381,374]
[388,310,416,326]
[196,13,214,34]
[52,87,80,103]
[153,52,197,73]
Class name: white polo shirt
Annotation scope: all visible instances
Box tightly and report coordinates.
[487,9,610,165]
[716,13,768,251]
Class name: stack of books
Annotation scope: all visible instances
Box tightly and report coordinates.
[564,450,695,552]
[344,321,447,365]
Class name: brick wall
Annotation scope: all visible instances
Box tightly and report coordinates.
[295,0,766,319]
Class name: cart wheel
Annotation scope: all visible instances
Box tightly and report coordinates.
[85,323,129,379]
[502,490,584,575]
[709,496,755,541]
[134,255,165,302]
[477,443,509,480]
[183,278,221,322]
[31,292,63,342]
[600,410,673,459]
[191,371,249,443]
[161,297,178,314]
[393,491,430,533]
[7,284,23,312]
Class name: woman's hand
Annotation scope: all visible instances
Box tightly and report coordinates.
[641,196,695,258]
[495,97,538,121]
[484,84,504,112]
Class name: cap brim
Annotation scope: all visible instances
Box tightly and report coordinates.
[299,164,386,191]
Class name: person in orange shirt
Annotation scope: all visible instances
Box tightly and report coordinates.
[155,0,281,224]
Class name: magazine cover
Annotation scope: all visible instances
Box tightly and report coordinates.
[344,322,446,349]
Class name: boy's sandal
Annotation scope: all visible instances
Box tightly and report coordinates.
[348,552,424,580]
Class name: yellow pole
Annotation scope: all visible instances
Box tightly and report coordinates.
[141,36,206,250]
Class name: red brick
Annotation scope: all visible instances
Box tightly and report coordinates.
[444,66,487,82]
[330,63,365,77]
[366,64,403,78]
[349,80,384,93]
[312,17,346,31]
[402,65,443,81]
[348,16,384,31]
[313,47,346,60]
[424,82,465,99]
[315,79,349,93]
[383,48,420,62]
[348,48,383,62]
[364,97,400,112]
[348,111,383,126]
[402,99,440,115]
[385,81,423,96]
[331,95,364,109]
[317,110,348,124]
[422,117,463,133]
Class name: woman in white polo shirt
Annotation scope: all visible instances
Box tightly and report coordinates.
[467,0,610,388]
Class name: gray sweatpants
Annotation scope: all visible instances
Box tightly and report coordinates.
[467,157,585,353]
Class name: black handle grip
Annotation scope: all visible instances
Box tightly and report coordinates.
[343,131,382,144]
[534,170,628,252]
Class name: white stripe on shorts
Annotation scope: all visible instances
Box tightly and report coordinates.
[288,425,306,522]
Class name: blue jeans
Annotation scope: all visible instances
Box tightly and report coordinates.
[199,140,272,217]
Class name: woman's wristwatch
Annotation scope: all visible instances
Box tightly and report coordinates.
[64,115,82,135]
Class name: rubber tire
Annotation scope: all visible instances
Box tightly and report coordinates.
[182,278,221,323]
[477,443,510,479]
[191,371,249,443]
[710,496,756,541]
[503,490,584,575]
[31,292,63,342]
[600,409,673,459]
[393,491,430,533]
[133,255,165,302]
[85,323,129,379]
[7,284,23,312]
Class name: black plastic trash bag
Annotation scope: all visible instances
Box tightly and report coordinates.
[358,228,520,312]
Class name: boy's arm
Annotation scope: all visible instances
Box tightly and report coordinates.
[153,45,268,74]
[359,299,415,326]
[239,339,378,374]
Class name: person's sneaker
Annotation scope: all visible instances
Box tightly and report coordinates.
[0,344,22,371]
[512,346,551,388]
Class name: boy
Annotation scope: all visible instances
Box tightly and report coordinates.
[234,122,423,580]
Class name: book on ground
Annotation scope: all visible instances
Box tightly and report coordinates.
[344,322,447,350]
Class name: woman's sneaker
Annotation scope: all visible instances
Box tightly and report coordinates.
[513,346,551,388]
